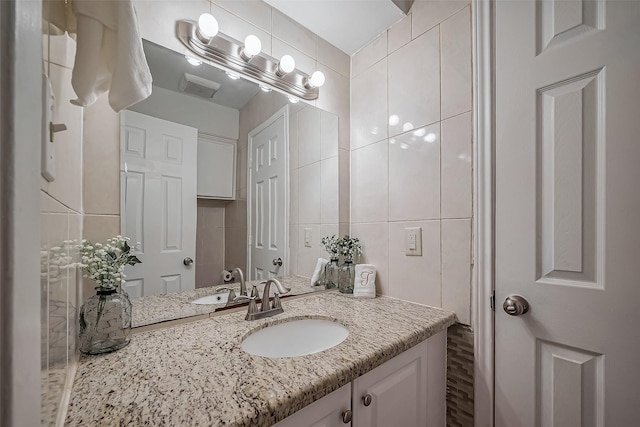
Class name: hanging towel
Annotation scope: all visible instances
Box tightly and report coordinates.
[310,258,329,286]
[70,0,152,112]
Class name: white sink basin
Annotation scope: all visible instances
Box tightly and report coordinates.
[241,319,349,358]
[191,293,230,305]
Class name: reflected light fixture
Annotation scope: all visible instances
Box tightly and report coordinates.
[425,133,437,143]
[413,128,426,137]
[305,71,325,88]
[388,115,400,126]
[259,84,272,92]
[185,54,202,66]
[403,122,414,132]
[226,71,240,80]
[240,34,262,61]
[276,55,296,76]
[197,13,219,42]
[288,96,300,104]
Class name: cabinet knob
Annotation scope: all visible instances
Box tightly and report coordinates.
[341,409,352,423]
[362,393,372,406]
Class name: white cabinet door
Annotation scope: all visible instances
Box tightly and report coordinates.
[273,383,351,427]
[197,135,236,199]
[120,111,197,297]
[352,331,446,427]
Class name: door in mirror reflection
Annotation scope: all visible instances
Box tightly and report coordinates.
[120,111,197,297]
[248,106,288,280]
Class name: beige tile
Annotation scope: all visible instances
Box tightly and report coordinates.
[350,222,389,296]
[83,215,120,243]
[213,0,272,32]
[351,140,388,223]
[298,162,321,224]
[388,220,441,307]
[388,13,412,53]
[338,149,350,225]
[47,63,83,213]
[136,0,210,55]
[321,111,339,160]
[441,112,472,218]
[297,224,321,277]
[272,9,317,58]
[351,32,387,78]
[224,226,247,270]
[411,0,470,39]
[317,37,350,77]
[389,123,441,221]
[289,168,299,226]
[237,148,247,195]
[350,58,388,150]
[320,157,339,224]
[297,106,322,167]
[48,33,76,69]
[388,27,440,137]
[441,219,471,324]
[83,94,120,215]
[288,225,299,275]
[314,64,350,150]
[339,222,350,237]
[441,6,472,119]
[289,109,299,171]
[211,3,272,55]
[272,37,317,76]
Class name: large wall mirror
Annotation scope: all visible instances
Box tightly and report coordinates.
[109,40,342,298]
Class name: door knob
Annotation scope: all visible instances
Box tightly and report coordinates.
[341,410,352,423]
[272,257,283,267]
[183,257,194,266]
[362,393,372,406]
[503,295,530,316]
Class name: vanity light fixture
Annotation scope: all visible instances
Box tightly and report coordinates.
[305,71,326,88]
[276,55,296,76]
[177,19,322,100]
[196,13,219,43]
[240,35,262,61]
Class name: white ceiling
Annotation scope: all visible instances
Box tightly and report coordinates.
[264,0,407,55]
[143,40,260,110]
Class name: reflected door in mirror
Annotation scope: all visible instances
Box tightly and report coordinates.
[120,111,197,297]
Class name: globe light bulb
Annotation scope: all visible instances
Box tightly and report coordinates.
[242,35,262,58]
[388,115,400,126]
[425,133,437,143]
[277,55,296,75]
[308,71,326,88]
[197,13,219,41]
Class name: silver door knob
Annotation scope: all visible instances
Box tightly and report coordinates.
[183,257,194,266]
[362,393,372,406]
[341,410,352,423]
[272,257,283,267]
[503,295,530,316]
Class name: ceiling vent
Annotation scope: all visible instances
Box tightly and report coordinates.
[178,73,221,99]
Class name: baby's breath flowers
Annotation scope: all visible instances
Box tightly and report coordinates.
[320,235,341,259]
[78,236,141,291]
[338,235,362,261]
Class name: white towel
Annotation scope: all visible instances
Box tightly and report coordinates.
[353,264,376,298]
[70,0,152,112]
[310,258,329,286]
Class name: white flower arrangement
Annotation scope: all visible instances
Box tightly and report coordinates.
[320,235,341,259]
[338,235,362,262]
[78,236,141,291]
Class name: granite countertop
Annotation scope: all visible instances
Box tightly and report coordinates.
[132,275,324,328]
[66,292,456,426]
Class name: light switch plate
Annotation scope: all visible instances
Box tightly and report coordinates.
[405,227,422,256]
[304,228,312,247]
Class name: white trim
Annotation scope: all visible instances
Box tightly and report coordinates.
[472,0,495,426]
[0,0,43,424]
[246,105,290,279]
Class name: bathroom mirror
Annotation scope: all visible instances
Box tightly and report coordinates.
[111,40,341,298]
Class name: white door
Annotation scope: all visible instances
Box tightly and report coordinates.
[495,1,640,425]
[248,106,288,281]
[120,110,198,297]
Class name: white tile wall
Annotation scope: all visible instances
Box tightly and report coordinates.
[350,1,473,324]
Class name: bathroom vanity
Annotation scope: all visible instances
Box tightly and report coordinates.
[65,292,455,426]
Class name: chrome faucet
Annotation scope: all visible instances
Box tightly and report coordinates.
[234,278,291,321]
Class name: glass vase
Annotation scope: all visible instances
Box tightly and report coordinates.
[338,260,355,294]
[321,258,340,289]
[79,288,132,355]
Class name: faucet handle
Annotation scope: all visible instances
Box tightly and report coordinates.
[215,286,237,301]
[250,284,259,298]
[272,293,282,309]
[233,295,259,320]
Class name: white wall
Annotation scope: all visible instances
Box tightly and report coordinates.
[129,86,240,139]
